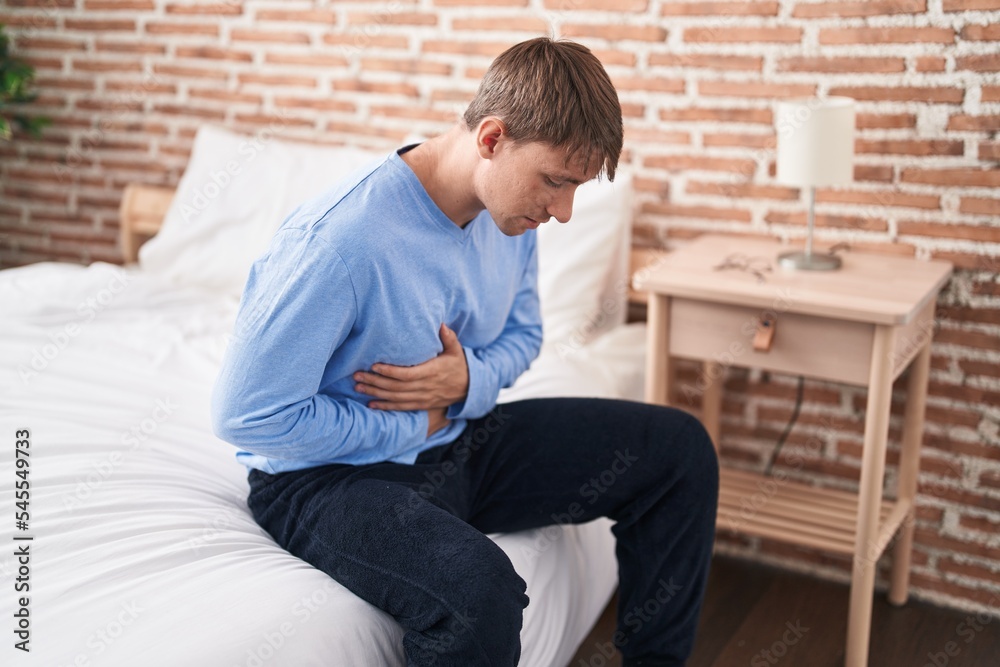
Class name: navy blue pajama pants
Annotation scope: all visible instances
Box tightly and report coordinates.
[246,397,719,667]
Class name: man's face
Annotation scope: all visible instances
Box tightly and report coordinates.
[477,139,598,237]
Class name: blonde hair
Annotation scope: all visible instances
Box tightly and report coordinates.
[463,37,623,181]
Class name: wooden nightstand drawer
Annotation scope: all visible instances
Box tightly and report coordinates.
[669,297,875,385]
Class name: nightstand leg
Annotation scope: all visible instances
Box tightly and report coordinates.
[702,361,723,453]
[846,324,895,667]
[889,336,932,606]
[645,294,672,406]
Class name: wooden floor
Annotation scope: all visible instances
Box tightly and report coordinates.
[570,554,1000,667]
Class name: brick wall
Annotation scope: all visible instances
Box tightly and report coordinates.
[1,0,998,616]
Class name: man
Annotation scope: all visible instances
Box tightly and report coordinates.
[211,37,718,667]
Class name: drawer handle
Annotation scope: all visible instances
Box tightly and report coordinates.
[753,315,776,352]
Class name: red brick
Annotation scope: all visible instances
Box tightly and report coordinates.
[961,23,1000,40]
[935,305,1000,327]
[264,53,349,68]
[943,0,1000,10]
[856,139,964,157]
[698,81,815,99]
[0,14,58,29]
[422,40,514,57]
[189,89,263,105]
[238,73,318,88]
[64,19,136,31]
[362,58,452,76]
[272,97,354,113]
[541,0,645,8]
[777,56,905,73]
[176,46,254,62]
[661,1,778,15]
[322,33,409,50]
[979,142,1000,160]
[828,86,963,104]
[686,180,798,200]
[72,59,143,73]
[644,154,758,175]
[612,76,685,93]
[145,22,219,36]
[817,189,940,211]
[153,64,228,81]
[960,197,1000,216]
[980,470,1000,490]
[325,121,408,141]
[932,250,1000,272]
[983,87,1000,102]
[959,513,1000,533]
[451,16,549,32]
[792,0,926,17]
[151,105,225,120]
[947,114,1000,131]
[641,202,752,223]
[231,114,315,129]
[348,12,438,25]
[764,210,888,232]
[957,54,1000,72]
[901,168,1000,188]
[435,0,528,5]
[592,50,636,67]
[231,29,310,44]
[371,105,458,122]
[333,80,419,97]
[255,9,337,24]
[562,24,667,42]
[648,53,762,71]
[857,113,916,129]
[15,37,87,51]
[915,56,947,73]
[94,41,166,54]
[702,132,774,149]
[165,2,242,14]
[932,326,1000,354]
[685,26,801,43]
[85,0,155,8]
[819,26,954,44]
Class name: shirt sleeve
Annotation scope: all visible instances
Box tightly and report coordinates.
[210,227,428,464]
[446,234,543,421]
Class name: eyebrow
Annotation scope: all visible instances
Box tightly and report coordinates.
[546,171,585,185]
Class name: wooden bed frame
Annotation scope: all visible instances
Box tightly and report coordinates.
[118,184,667,312]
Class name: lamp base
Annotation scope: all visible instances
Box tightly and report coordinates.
[777,250,842,271]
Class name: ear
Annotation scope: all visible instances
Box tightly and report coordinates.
[475,117,506,160]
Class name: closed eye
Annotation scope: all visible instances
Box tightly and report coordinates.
[544,177,562,188]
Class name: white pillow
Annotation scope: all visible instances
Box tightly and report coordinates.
[138,125,381,296]
[536,170,633,354]
[140,125,634,355]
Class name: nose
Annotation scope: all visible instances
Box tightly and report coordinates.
[546,189,575,224]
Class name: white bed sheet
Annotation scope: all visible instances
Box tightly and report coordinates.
[0,260,648,667]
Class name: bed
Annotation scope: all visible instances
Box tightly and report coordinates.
[0,125,652,666]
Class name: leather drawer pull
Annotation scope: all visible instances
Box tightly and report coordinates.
[753,315,776,352]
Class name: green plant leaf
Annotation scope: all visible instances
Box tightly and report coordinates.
[0,23,48,142]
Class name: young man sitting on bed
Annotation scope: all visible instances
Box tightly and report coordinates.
[211,37,718,667]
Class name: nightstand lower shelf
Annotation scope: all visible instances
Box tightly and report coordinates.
[717,468,911,557]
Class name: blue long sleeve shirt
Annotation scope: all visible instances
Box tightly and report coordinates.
[210,145,542,473]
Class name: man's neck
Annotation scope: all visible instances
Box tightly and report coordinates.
[400,126,483,228]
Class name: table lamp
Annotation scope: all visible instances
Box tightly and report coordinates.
[774,96,856,271]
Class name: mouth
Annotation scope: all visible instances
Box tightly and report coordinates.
[523,217,544,229]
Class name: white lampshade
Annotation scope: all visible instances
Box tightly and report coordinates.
[775,97,856,187]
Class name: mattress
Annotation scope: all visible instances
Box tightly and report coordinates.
[0,259,648,667]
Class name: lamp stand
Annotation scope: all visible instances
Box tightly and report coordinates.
[777,186,842,271]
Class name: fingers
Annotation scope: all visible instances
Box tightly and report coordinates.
[353,370,414,392]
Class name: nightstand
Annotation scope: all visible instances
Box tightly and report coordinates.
[632,233,953,667]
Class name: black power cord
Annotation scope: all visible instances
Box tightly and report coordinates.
[763,375,805,477]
